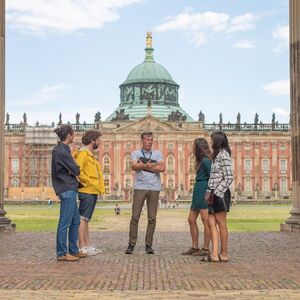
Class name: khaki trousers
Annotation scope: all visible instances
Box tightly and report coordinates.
[128,189,160,246]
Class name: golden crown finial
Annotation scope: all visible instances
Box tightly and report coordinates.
[146,31,152,48]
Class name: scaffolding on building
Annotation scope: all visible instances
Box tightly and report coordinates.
[23,127,57,188]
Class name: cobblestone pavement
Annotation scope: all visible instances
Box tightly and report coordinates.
[0,231,299,299]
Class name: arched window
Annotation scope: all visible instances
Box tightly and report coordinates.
[189,156,195,172]
[103,155,110,174]
[104,178,110,194]
[167,155,174,173]
[124,155,131,173]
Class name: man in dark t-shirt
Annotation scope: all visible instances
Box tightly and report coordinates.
[52,125,86,262]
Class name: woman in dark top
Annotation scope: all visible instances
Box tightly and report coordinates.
[182,138,211,256]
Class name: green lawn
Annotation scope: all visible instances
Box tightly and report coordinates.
[4,203,291,232]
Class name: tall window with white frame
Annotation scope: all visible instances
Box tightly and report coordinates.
[103,155,110,174]
[244,159,252,172]
[280,178,287,193]
[167,155,174,173]
[262,159,269,172]
[280,159,287,173]
[124,154,131,173]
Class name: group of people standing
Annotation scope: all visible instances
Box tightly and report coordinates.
[51,125,233,263]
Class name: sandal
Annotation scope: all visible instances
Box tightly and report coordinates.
[218,254,229,262]
[201,254,219,263]
[192,248,209,256]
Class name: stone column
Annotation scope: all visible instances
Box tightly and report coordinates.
[281,0,300,232]
[0,0,14,232]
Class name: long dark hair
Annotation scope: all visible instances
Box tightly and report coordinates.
[193,138,211,171]
[211,131,231,161]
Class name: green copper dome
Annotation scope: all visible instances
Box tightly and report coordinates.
[123,60,176,84]
[106,32,193,122]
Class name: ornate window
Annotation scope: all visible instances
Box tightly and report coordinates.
[245,178,251,192]
[262,159,269,172]
[104,178,110,194]
[189,178,195,193]
[103,155,110,174]
[244,159,252,171]
[168,178,174,188]
[11,158,19,173]
[167,155,174,173]
[124,155,131,173]
[189,156,195,172]
[263,179,269,192]
[280,178,287,193]
[280,159,287,172]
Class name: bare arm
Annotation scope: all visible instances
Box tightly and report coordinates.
[131,160,165,173]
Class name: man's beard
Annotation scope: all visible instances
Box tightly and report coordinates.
[92,143,99,150]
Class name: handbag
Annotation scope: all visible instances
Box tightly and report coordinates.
[204,189,215,205]
[205,181,222,205]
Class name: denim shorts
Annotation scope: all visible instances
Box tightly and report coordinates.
[78,192,98,222]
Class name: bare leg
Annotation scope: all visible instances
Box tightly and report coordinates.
[199,208,210,250]
[78,219,88,249]
[215,212,229,260]
[188,209,200,249]
[207,214,219,261]
[85,222,90,246]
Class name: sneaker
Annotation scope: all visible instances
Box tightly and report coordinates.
[81,246,102,256]
[88,246,103,253]
[145,245,154,254]
[125,244,134,254]
[181,247,200,255]
[57,253,79,262]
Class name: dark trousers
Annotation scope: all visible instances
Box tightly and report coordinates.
[129,189,160,246]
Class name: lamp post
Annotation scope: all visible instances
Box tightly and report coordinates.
[0,0,14,232]
[281,0,300,232]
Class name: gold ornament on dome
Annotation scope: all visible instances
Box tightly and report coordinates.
[146,31,152,48]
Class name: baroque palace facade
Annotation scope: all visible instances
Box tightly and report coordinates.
[4,33,291,201]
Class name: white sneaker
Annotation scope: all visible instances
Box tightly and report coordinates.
[86,246,102,256]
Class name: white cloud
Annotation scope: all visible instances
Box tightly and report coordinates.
[232,40,255,49]
[154,8,256,47]
[6,0,140,35]
[272,24,289,53]
[262,79,290,97]
[12,83,69,106]
[273,107,289,117]
[228,13,256,33]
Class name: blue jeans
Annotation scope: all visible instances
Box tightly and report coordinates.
[56,190,80,257]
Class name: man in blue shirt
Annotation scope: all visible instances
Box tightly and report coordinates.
[125,131,165,254]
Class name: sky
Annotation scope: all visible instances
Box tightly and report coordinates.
[6,0,290,125]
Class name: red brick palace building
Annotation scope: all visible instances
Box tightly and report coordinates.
[4,33,291,201]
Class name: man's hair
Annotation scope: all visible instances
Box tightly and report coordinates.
[54,125,74,142]
[82,130,102,145]
[141,131,153,139]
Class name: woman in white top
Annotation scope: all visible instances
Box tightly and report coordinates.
[203,131,233,263]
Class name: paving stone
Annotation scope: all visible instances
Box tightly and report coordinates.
[0,231,299,299]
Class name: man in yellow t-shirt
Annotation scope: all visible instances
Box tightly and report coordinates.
[74,130,105,255]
